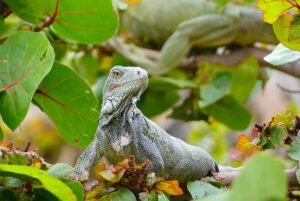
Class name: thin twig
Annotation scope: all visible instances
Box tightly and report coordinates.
[210,167,300,189]
[23,141,31,152]
[277,83,300,94]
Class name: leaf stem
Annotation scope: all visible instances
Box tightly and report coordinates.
[34,0,61,31]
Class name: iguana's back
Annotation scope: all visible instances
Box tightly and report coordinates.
[121,0,218,45]
[143,115,217,182]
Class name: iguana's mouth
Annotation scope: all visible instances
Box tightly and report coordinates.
[109,78,147,91]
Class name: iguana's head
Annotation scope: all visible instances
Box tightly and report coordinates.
[101,66,148,117]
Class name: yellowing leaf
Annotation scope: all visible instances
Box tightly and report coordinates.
[270,110,295,129]
[94,162,107,173]
[121,0,140,4]
[33,162,42,169]
[156,180,183,196]
[98,169,125,183]
[257,0,298,24]
[236,135,256,151]
[85,183,106,200]
[232,135,260,162]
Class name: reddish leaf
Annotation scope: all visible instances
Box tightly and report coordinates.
[251,128,260,138]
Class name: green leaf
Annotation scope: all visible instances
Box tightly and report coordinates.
[99,169,124,183]
[296,168,300,184]
[203,96,251,130]
[99,187,136,201]
[187,181,222,199]
[0,126,3,141]
[47,163,74,178]
[0,188,17,201]
[171,97,208,121]
[139,190,158,201]
[270,126,287,148]
[146,173,156,186]
[33,62,99,148]
[73,53,105,85]
[200,72,231,107]
[196,192,230,201]
[149,76,197,90]
[289,15,300,41]
[230,153,287,201]
[264,43,300,65]
[202,153,287,201]
[139,192,150,201]
[92,76,107,108]
[4,0,118,44]
[288,137,300,161]
[0,164,77,201]
[0,31,55,130]
[212,0,230,7]
[138,89,180,117]
[0,17,11,38]
[34,188,59,201]
[157,193,169,201]
[273,14,300,51]
[3,177,24,188]
[60,178,84,201]
[6,154,28,165]
[229,57,258,102]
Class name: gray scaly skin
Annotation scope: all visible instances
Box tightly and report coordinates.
[73,66,218,182]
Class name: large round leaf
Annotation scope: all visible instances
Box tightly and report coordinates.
[273,14,300,51]
[33,62,99,148]
[200,153,287,201]
[99,187,136,201]
[0,164,77,201]
[203,95,251,130]
[0,31,54,130]
[4,0,118,44]
[229,153,287,201]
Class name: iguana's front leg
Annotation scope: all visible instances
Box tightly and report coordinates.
[72,129,107,181]
[128,110,164,173]
[114,14,236,75]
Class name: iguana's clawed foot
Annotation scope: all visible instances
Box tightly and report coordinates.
[66,168,89,182]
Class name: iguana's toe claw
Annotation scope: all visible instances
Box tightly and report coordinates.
[66,169,89,182]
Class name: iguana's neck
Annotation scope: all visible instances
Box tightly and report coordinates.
[99,96,138,128]
[223,4,278,45]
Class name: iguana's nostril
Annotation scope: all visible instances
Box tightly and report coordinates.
[137,70,140,75]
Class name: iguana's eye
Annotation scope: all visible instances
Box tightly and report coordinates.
[112,70,120,77]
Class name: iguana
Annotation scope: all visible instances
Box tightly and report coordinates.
[113,0,278,75]
[72,66,218,182]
